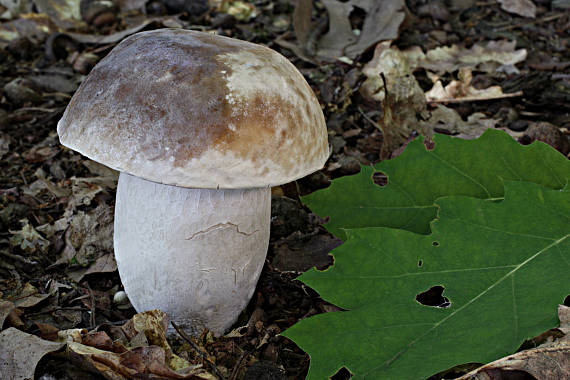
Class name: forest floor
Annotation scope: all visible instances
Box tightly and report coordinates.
[0,0,569,379]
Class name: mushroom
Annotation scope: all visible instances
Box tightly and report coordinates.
[57,29,329,335]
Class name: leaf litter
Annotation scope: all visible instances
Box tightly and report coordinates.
[0,0,569,378]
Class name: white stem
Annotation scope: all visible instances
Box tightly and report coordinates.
[114,173,270,335]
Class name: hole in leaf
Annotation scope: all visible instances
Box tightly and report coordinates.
[564,294,570,306]
[331,366,352,380]
[416,285,451,308]
[432,241,439,247]
[418,260,423,267]
[424,137,435,151]
[373,171,388,186]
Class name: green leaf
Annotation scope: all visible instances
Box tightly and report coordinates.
[284,181,570,380]
[304,129,570,237]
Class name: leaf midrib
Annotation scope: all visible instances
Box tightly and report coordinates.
[362,233,569,377]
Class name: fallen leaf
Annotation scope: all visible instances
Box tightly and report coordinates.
[417,104,512,140]
[0,300,15,327]
[293,0,313,50]
[316,0,406,61]
[68,253,118,282]
[519,121,569,156]
[9,219,50,254]
[34,0,83,29]
[411,40,527,74]
[286,180,570,379]
[55,203,114,266]
[0,327,65,380]
[0,0,33,18]
[361,41,417,102]
[64,310,215,379]
[498,0,536,18]
[8,282,50,308]
[425,67,522,103]
[303,129,570,238]
[0,13,60,47]
[456,305,570,379]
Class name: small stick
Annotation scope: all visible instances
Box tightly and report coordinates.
[171,322,226,380]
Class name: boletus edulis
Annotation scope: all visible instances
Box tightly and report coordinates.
[57,28,329,335]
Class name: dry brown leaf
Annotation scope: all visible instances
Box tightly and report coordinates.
[361,41,416,102]
[34,0,83,29]
[0,327,65,380]
[378,73,428,158]
[68,253,118,282]
[455,305,570,380]
[9,219,50,254]
[55,203,114,266]
[0,300,15,327]
[409,40,527,74]
[417,104,521,140]
[316,0,406,61]
[64,310,215,379]
[425,68,522,103]
[0,13,60,47]
[558,304,569,334]
[293,0,313,50]
[498,0,536,18]
[8,282,50,308]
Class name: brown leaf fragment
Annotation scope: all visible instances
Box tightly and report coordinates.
[377,71,428,159]
[68,253,118,282]
[293,0,313,49]
[0,327,65,380]
[0,300,15,328]
[34,0,83,29]
[425,68,522,103]
[9,219,50,254]
[519,121,569,156]
[498,0,536,18]
[411,40,527,74]
[82,331,114,351]
[344,0,406,59]
[34,322,60,341]
[272,234,340,272]
[316,0,406,61]
[0,13,60,48]
[54,203,114,266]
[558,304,569,334]
[67,340,214,379]
[8,282,50,308]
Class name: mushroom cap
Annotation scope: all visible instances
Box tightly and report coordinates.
[57,28,329,189]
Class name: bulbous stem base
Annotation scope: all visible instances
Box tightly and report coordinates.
[114,173,271,336]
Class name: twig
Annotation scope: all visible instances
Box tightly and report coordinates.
[171,321,226,380]
[494,14,565,31]
[357,106,383,130]
[86,283,96,329]
[228,349,251,380]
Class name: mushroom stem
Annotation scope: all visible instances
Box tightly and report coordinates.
[114,173,270,335]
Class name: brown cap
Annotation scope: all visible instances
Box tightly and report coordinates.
[57,29,329,189]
